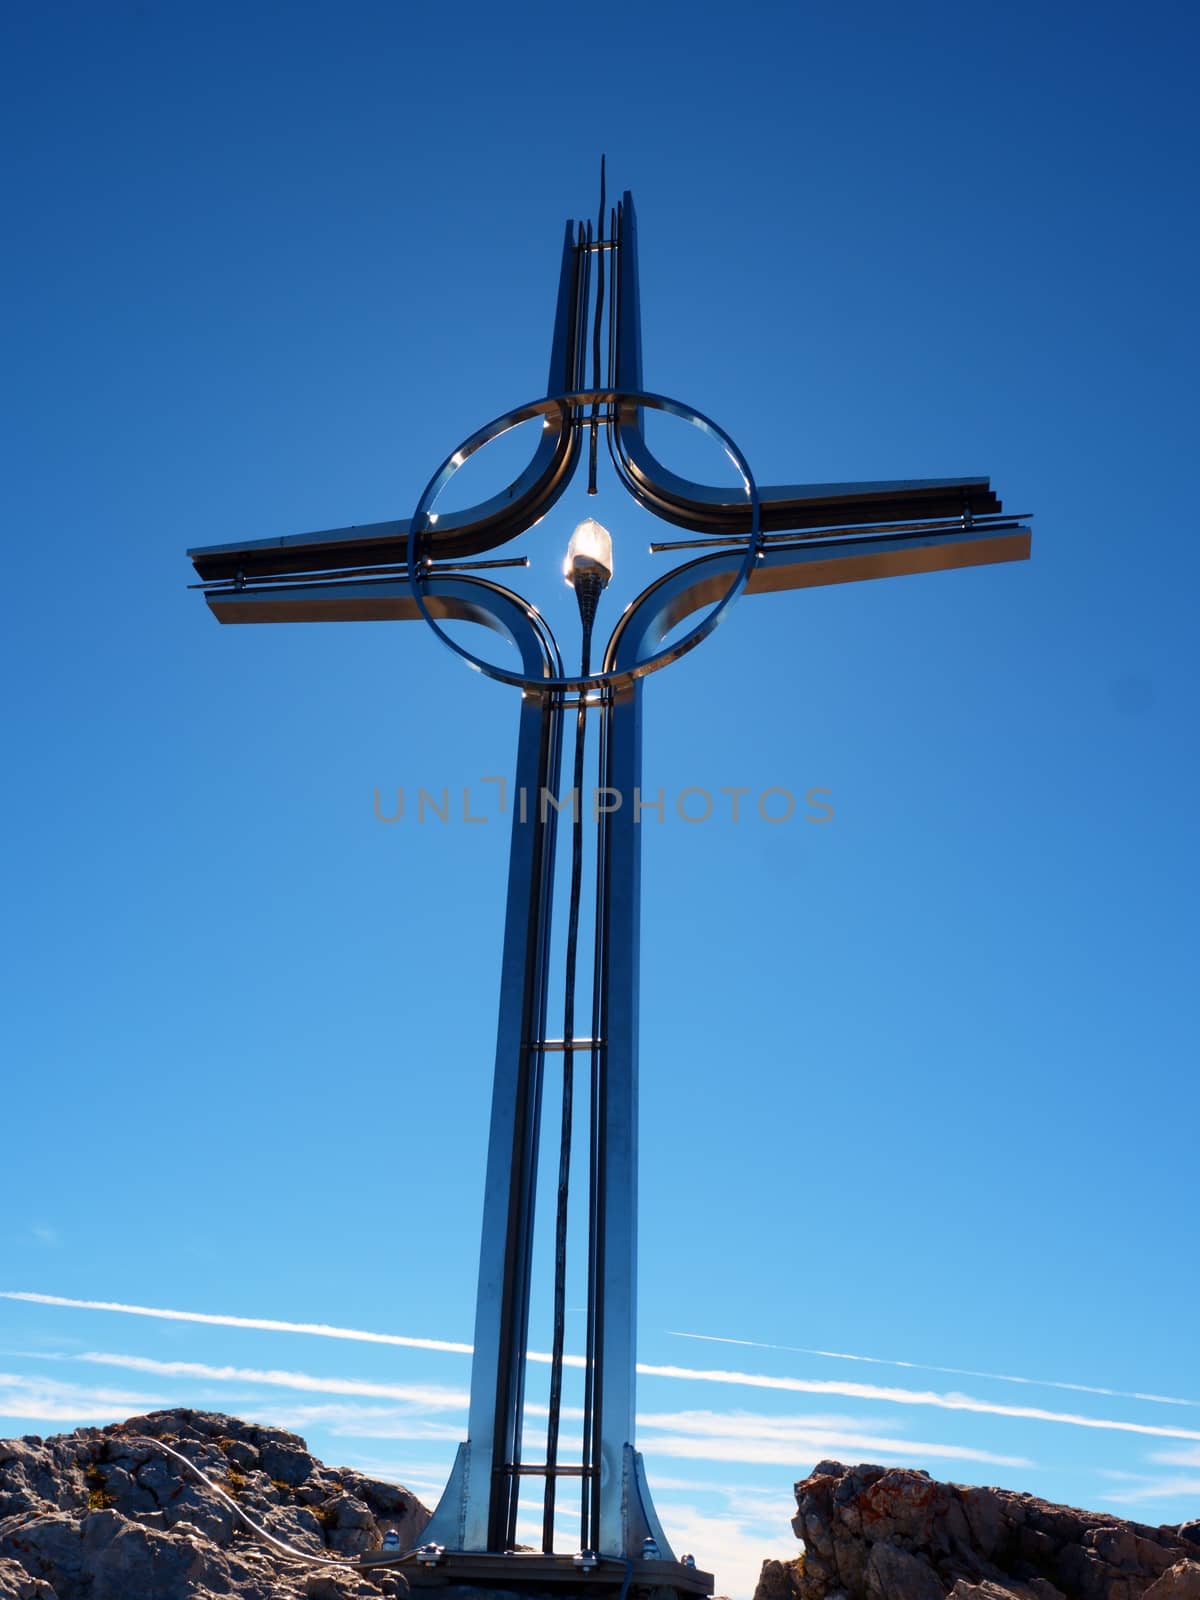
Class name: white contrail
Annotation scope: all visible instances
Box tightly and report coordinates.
[635,1362,1200,1442]
[1,1292,472,1354]
[11,1291,1200,1443]
[665,1330,1200,1410]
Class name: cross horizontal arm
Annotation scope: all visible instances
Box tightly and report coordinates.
[187,473,1003,585]
[187,416,579,583]
[614,452,1002,536]
[201,521,1028,663]
[607,522,1031,673]
[189,517,409,582]
[204,575,560,677]
[744,522,1030,594]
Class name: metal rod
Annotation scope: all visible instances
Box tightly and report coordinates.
[587,160,606,496]
[585,218,598,495]
[189,556,531,592]
[588,686,617,1557]
[575,221,590,393]
[647,516,1032,554]
[497,695,563,1556]
[554,695,606,711]
[424,557,533,572]
[507,1464,590,1477]
[607,204,618,391]
[542,617,594,1552]
[581,682,609,1552]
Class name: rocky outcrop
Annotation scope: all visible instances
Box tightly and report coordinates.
[7,1425,1199,1600]
[0,1409,428,1599]
[756,1462,1200,1600]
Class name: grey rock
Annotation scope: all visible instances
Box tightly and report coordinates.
[0,1514,86,1596]
[0,1553,57,1599]
[0,1410,430,1600]
[754,1557,805,1600]
[949,1581,1053,1600]
[224,1442,261,1472]
[301,1572,381,1600]
[319,1496,378,1557]
[259,1444,315,1490]
[323,1495,373,1532]
[866,1542,946,1600]
[962,1488,1006,1561]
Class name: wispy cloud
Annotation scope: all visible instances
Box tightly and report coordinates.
[231,1401,465,1445]
[11,1291,1200,1444]
[75,1351,469,1410]
[29,1226,60,1249]
[1096,1472,1200,1506]
[667,1330,1200,1411]
[637,1409,1031,1469]
[332,1456,450,1497]
[646,1473,787,1505]
[651,1498,797,1600]
[0,1371,165,1423]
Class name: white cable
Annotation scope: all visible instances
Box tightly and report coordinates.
[125,1433,387,1571]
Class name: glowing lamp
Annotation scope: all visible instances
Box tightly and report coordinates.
[563,517,614,588]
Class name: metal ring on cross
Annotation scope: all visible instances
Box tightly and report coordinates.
[406,389,762,692]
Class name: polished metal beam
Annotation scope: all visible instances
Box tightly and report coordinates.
[591,671,676,1560]
[434,670,563,1554]
[202,520,1029,637]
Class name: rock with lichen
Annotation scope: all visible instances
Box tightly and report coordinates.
[0,1409,428,1599]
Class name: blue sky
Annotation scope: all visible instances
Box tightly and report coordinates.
[2,3,1198,1596]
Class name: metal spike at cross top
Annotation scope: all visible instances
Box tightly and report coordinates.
[189,166,1031,1598]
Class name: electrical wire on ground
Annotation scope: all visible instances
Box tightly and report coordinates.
[119,1432,412,1581]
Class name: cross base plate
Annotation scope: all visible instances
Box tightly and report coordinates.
[355,1551,715,1600]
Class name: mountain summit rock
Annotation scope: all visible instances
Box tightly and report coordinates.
[0,1408,428,1599]
[756,1461,1200,1600]
[4,1419,1199,1600]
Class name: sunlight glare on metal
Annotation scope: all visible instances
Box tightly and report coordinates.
[723,444,748,484]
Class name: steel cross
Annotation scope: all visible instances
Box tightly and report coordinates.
[189,183,1030,1597]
